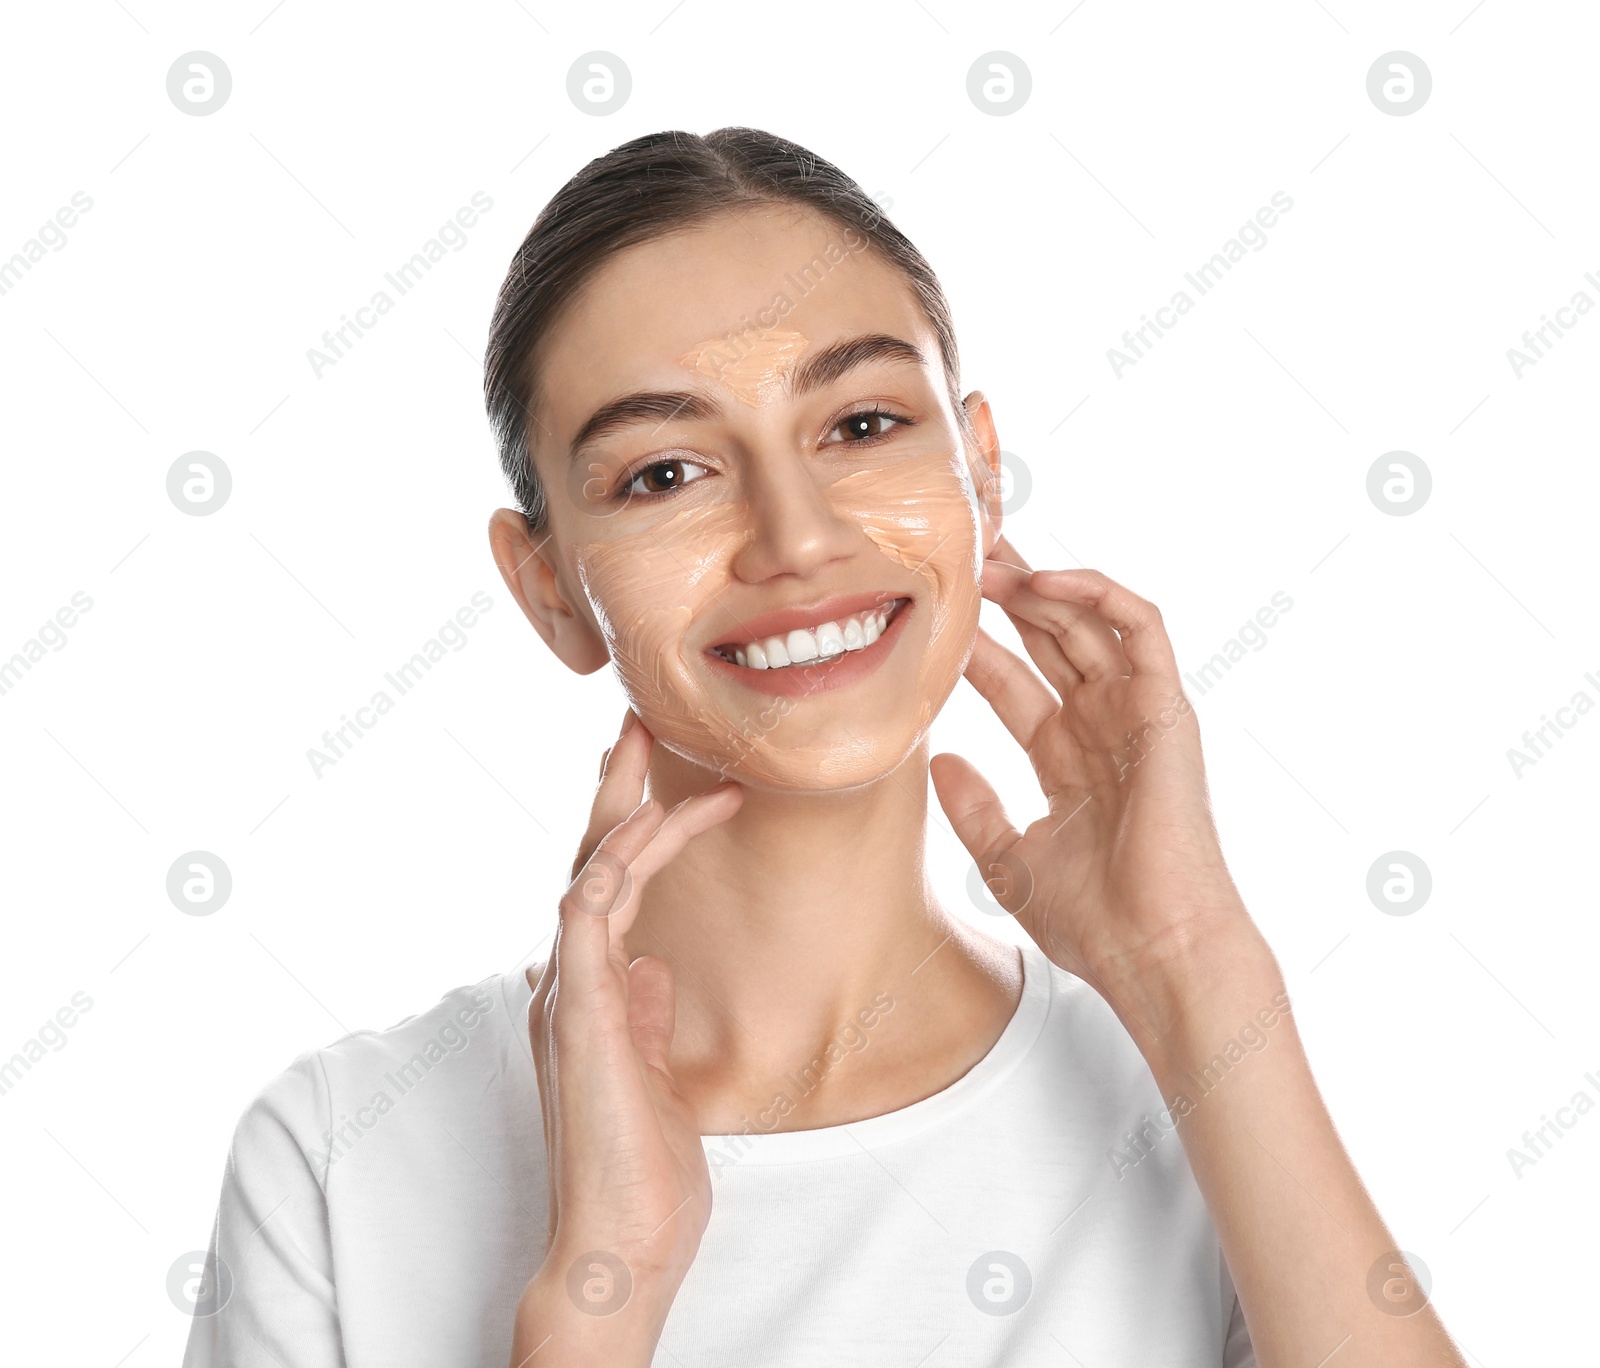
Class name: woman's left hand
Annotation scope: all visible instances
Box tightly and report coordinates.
[930,534,1260,1029]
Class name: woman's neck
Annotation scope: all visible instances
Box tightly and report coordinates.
[624,736,1023,1132]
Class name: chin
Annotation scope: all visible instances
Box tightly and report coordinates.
[627,651,966,796]
[654,720,930,794]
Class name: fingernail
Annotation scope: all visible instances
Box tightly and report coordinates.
[621,709,638,737]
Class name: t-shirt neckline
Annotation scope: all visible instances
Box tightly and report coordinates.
[505,936,1054,1164]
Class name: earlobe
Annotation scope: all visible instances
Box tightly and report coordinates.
[486,508,610,674]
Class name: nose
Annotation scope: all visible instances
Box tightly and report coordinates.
[730,444,862,585]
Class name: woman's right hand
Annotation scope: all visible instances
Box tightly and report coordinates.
[521,708,742,1335]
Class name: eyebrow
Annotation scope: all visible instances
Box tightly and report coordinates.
[567,331,929,463]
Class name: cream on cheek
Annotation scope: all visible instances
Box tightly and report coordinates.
[570,498,750,773]
[568,452,983,788]
[826,454,983,737]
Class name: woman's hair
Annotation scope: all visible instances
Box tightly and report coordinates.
[483,126,973,532]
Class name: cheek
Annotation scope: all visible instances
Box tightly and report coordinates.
[829,455,983,721]
[568,502,747,761]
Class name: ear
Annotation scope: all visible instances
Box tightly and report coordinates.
[487,508,610,674]
[961,390,1003,560]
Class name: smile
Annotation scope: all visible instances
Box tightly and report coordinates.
[702,593,915,698]
[710,598,909,670]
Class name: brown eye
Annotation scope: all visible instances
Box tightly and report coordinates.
[625,457,708,497]
[832,409,909,444]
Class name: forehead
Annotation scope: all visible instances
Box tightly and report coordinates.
[533,207,938,439]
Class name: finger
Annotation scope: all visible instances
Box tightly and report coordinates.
[983,559,1133,683]
[979,565,1083,692]
[531,796,667,1157]
[929,752,1024,872]
[1007,611,1084,692]
[574,781,743,968]
[619,783,744,908]
[626,955,678,1080]
[988,532,1033,573]
[558,797,669,984]
[522,979,562,1230]
[963,626,1059,751]
[574,709,654,877]
[1028,568,1179,678]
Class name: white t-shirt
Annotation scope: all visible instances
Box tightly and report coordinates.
[182,936,1256,1366]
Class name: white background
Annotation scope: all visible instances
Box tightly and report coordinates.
[1,1,1594,1362]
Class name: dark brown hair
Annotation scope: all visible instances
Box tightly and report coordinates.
[483,126,972,532]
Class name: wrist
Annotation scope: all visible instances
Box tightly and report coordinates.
[1090,909,1285,1070]
[513,1251,682,1368]
[536,1236,686,1327]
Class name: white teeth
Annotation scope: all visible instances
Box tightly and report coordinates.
[716,600,903,669]
[785,627,819,664]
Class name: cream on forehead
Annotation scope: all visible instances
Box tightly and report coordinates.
[677,329,810,407]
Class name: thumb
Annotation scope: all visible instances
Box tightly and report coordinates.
[626,955,679,1079]
[930,752,1023,869]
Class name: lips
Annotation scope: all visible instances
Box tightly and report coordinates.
[702,593,913,695]
[706,590,909,651]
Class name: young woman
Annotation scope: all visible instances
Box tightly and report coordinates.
[184,128,1468,1368]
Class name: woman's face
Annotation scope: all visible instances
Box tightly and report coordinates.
[528,205,995,792]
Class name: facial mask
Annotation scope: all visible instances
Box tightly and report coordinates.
[568,450,982,790]
[677,329,810,408]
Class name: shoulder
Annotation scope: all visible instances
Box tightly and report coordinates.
[1026,942,1140,1055]
[227,969,525,1186]
[315,972,511,1081]
[1003,946,1221,1208]
[1022,944,1169,1113]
